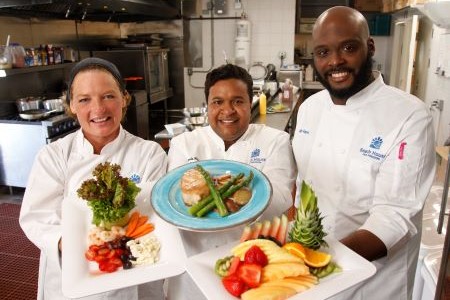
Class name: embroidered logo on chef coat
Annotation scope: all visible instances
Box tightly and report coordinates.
[369,136,383,149]
[130,174,141,184]
[250,148,266,164]
[298,128,310,135]
[360,136,386,161]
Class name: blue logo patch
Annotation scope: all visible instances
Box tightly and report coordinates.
[250,148,266,164]
[360,136,386,161]
[130,174,141,184]
[369,137,383,149]
[251,148,260,158]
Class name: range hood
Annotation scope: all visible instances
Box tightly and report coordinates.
[0,0,180,23]
[419,1,450,29]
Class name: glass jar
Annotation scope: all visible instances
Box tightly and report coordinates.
[10,43,26,68]
[0,45,12,70]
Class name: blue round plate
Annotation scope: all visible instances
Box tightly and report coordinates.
[151,159,272,232]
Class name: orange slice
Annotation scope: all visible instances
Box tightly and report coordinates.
[303,247,331,268]
[282,242,306,260]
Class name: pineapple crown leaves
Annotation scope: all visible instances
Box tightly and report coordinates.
[289,181,328,250]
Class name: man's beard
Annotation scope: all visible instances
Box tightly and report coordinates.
[314,55,374,100]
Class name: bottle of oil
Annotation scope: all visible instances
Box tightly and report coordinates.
[259,92,267,115]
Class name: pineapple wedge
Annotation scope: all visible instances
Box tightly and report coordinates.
[231,239,303,264]
[262,262,310,282]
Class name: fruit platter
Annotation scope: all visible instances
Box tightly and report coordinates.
[186,182,377,299]
[61,162,186,298]
[151,159,272,232]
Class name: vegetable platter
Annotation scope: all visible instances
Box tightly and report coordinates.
[61,162,187,298]
[62,198,186,298]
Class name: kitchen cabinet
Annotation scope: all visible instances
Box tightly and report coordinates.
[295,0,349,34]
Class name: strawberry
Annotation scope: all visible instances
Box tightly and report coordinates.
[222,274,248,297]
[237,263,262,288]
[244,245,268,267]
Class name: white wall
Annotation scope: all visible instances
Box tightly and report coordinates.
[423,25,450,146]
[372,36,392,83]
[183,0,296,107]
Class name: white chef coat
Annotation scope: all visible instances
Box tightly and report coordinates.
[19,126,168,300]
[292,72,436,299]
[166,124,296,300]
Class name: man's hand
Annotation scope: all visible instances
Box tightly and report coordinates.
[340,229,387,261]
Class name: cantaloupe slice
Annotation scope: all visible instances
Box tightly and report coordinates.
[269,216,281,239]
[259,278,311,293]
[250,222,263,240]
[276,214,288,245]
[260,220,272,237]
[240,225,252,242]
[241,285,297,300]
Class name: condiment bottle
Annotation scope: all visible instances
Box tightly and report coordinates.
[259,92,267,115]
[282,79,293,109]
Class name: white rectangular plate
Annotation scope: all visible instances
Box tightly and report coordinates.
[61,198,187,298]
[186,236,376,300]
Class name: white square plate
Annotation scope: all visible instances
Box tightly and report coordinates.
[186,236,376,300]
[61,198,187,298]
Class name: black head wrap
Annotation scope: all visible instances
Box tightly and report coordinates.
[66,57,125,104]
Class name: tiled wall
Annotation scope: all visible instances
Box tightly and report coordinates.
[183,0,296,108]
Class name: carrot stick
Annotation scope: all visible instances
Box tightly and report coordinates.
[125,211,140,236]
[136,215,149,228]
[130,223,155,238]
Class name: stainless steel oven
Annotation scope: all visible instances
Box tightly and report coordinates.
[93,47,173,104]
[0,113,79,188]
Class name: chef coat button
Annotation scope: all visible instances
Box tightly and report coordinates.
[335,186,341,192]
[317,142,322,147]
[340,149,346,154]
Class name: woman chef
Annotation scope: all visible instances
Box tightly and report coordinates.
[19,57,168,300]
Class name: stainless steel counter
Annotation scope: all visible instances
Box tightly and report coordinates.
[252,96,300,133]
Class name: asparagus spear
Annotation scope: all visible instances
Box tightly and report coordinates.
[196,165,229,217]
[188,173,244,216]
[196,171,254,217]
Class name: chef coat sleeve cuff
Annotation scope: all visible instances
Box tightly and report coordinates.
[359,214,411,254]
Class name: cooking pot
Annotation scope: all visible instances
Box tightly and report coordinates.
[43,98,65,112]
[19,109,57,120]
[16,97,43,112]
[183,107,207,117]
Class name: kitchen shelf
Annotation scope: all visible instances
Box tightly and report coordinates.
[0,62,76,77]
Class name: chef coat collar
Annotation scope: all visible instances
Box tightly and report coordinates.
[206,124,258,150]
[327,71,384,109]
[76,125,125,154]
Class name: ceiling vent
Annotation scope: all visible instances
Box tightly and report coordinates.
[0,0,180,23]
